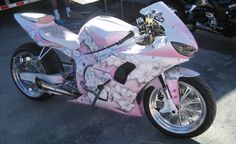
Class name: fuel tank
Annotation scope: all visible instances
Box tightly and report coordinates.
[78,16,134,53]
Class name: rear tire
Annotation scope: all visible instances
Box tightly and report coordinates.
[11,43,63,101]
[144,77,216,138]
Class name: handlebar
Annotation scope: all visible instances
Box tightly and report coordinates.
[101,30,136,51]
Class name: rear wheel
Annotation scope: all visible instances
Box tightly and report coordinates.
[11,43,63,101]
[144,77,216,138]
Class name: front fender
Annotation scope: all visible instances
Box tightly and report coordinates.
[165,67,200,79]
[164,67,200,104]
[138,67,199,114]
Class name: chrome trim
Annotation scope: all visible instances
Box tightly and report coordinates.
[38,46,52,60]
[148,81,207,134]
[195,22,221,35]
[20,72,64,84]
[12,52,45,97]
[35,78,80,97]
[229,4,236,9]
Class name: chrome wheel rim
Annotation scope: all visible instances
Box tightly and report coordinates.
[149,81,207,134]
[12,51,45,97]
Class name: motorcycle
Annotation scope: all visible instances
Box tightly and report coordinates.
[149,0,236,37]
[11,2,216,138]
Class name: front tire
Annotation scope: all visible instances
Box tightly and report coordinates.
[11,43,63,101]
[144,77,216,138]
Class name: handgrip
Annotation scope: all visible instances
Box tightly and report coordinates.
[118,31,134,45]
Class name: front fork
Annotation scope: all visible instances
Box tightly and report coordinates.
[159,73,179,115]
[159,67,200,115]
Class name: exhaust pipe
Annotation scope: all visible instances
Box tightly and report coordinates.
[195,22,221,35]
[35,77,80,98]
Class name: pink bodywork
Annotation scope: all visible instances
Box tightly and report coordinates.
[14,2,199,117]
[14,14,61,48]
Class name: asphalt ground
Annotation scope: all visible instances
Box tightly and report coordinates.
[0,1,236,144]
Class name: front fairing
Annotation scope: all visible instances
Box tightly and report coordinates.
[140,2,198,51]
[70,2,199,115]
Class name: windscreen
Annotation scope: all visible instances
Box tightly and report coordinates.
[140,2,198,49]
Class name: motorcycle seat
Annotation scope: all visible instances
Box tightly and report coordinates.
[39,25,80,50]
[20,13,54,24]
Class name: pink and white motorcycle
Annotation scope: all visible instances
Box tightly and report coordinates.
[11,2,216,138]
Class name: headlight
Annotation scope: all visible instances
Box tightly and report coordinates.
[171,42,197,56]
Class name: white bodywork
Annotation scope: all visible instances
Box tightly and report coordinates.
[78,16,135,51]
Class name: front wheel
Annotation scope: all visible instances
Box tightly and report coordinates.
[144,77,216,138]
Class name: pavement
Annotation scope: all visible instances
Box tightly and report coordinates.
[0,1,236,144]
